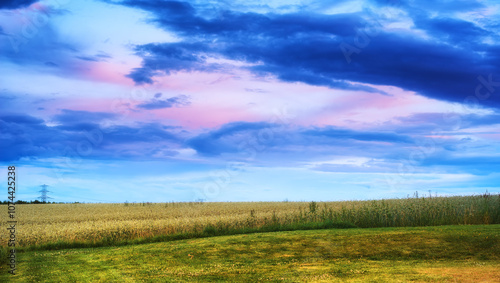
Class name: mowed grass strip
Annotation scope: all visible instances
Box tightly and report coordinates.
[2,224,499,282]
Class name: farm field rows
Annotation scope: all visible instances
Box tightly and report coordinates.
[1,225,499,282]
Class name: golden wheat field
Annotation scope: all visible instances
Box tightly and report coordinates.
[0,201,337,247]
[1,194,499,248]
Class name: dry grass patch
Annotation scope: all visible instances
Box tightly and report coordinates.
[417,265,500,282]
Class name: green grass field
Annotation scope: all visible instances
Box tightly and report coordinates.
[2,224,499,282]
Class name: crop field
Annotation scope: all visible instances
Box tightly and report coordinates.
[1,194,499,281]
[1,193,499,249]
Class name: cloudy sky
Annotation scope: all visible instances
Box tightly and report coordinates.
[1,0,499,202]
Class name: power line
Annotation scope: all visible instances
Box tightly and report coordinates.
[38,184,52,202]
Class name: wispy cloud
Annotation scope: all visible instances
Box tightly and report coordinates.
[136,94,190,110]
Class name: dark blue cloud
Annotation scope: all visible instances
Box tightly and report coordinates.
[137,94,190,110]
[119,0,500,108]
[126,42,220,85]
[124,0,363,38]
[101,123,180,145]
[0,114,70,161]
[55,122,102,132]
[126,67,157,84]
[187,121,275,156]
[412,14,487,45]
[0,112,183,162]
[53,109,117,124]
[0,0,37,9]
[122,0,194,16]
[0,114,44,124]
[2,112,496,178]
[303,126,413,144]
[187,121,414,157]
[184,119,499,173]
[76,52,112,62]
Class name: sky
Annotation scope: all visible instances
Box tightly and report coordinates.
[0,0,499,203]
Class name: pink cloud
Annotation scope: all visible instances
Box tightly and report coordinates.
[310,85,458,129]
[45,69,462,132]
[152,105,261,129]
[76,61,136,86]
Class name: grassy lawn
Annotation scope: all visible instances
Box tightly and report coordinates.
[2,224,499,282]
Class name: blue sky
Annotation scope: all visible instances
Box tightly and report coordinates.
[1,0,499,202]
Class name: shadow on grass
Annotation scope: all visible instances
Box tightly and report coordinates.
[2,220,356,259]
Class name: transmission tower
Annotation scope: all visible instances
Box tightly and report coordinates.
[38,184,52,202]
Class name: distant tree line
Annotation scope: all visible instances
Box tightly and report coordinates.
[0,200,69,204]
